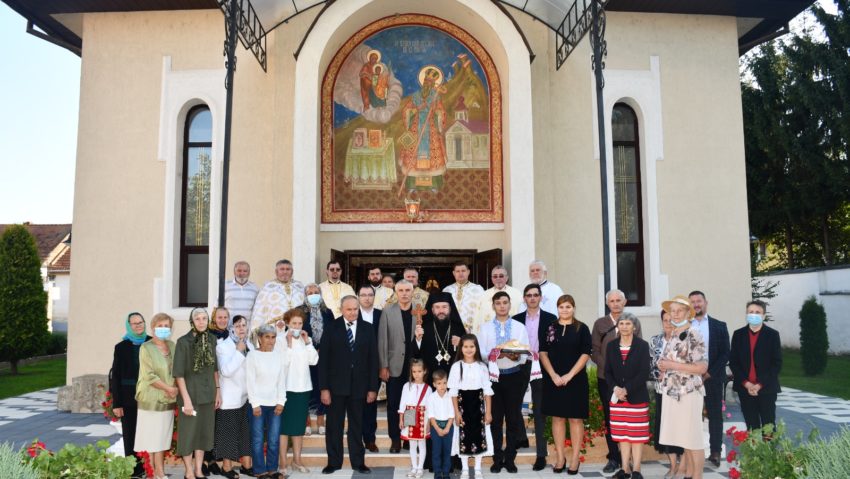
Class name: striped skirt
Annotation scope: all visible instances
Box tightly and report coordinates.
[609,401,650,443]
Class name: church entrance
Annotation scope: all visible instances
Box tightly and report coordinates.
[331,248,502,292]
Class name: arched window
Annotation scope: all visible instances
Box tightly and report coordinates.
[612,103,645,305]
[179,106,212,306]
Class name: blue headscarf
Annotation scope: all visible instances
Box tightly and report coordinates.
[123,312,147,345]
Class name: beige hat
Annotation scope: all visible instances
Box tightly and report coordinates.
[661,295,696,319]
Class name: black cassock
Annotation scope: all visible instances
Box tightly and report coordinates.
[412,314,466,385]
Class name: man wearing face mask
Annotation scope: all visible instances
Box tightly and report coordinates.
[251,259,305,331]
[688,291,729,468]
[729,300,782,432]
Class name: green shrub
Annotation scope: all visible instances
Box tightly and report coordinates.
[799,296,829,375]
[0,442,39,479]
[27,440,135,479]
[46,333,67,355]
[726,422,811,479]
[0,225,49,374]
[805,427,850,479]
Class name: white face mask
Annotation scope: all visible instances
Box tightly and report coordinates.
[307,294,321,306]
[290,328,302,337]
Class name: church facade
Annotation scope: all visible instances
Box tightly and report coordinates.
[5,0,809,381]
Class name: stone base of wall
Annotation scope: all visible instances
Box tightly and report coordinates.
[57,374,109,413]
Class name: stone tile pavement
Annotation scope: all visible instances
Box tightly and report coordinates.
[4,386,850,478]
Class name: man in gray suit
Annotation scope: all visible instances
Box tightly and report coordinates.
[378,279,420,453]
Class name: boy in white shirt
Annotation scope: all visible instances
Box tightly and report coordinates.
[426,369,455,479]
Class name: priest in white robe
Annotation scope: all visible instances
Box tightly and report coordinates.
[442,262,484,333]
[251,259,305,331]
[473,265,522,334]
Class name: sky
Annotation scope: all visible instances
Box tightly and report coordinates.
[0,1,839,225]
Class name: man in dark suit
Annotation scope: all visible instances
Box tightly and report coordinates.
[729,300,782,432]
[319,295,379,474]
[688,291,730,468]
[357,284,383,453]
[514,283,557,470]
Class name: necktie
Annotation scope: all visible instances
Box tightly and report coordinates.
[346,322,355,351]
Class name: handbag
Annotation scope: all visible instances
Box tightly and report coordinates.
[403,384,429,427]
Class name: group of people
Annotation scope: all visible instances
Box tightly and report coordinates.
[109,259,782,479]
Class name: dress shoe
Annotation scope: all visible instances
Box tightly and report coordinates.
[630,472,644,479]
[613,469,630,479]
[490,461,503,473]
[365,441,379,453]
[602,460,620,473]
[532,457,546,471]
[322,466,340,474]
[504,462,518,473]
[356,465,372,474]
[390,439,401,453]
[707,452,721,468]
[240,466,257,476]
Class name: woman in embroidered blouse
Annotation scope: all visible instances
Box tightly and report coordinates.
[135,313,177,479]
[650,310,684,479]
[657,296,708,479]
[278,308,319,474]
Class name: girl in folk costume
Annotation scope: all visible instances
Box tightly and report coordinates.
[448,335,494,479]
[399,359,433,478]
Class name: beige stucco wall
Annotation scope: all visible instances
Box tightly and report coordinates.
[67,6,750,381]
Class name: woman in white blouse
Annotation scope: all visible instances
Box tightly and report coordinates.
[246,324,288,479]
[277,309,319,473]
[214,314,254,478]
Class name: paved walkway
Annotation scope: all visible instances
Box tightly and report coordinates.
[2,386,848,478]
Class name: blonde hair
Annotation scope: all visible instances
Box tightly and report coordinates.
[149,313,174,332]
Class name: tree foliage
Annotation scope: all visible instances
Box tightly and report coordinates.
[744,1,850,270]
[799,296,829,375]
[0,225,49,374]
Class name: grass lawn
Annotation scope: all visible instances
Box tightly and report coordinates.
[0,358,66,400]
[780,348,850,400]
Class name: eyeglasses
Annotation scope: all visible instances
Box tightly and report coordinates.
[524,293,541,298]
[491,274,506,278]
[359,293,375,297]
[129,321,145,326]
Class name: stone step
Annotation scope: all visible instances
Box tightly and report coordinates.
[292,449,543,467]
[300,432,539,449]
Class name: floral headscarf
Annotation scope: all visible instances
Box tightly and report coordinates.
[189,308,216,372]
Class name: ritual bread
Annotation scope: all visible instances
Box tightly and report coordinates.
[498,339,529,350]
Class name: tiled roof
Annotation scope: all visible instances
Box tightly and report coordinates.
[48,246,71,274]
[0,224,71,262]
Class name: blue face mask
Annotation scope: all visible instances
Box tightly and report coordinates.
[154,327,171,339]
[671,318,689,328]
[746,314,764,327]
[307,294,321,306]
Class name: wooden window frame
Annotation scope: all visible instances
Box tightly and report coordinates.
[613,103,646,306]
[179,105,211,307]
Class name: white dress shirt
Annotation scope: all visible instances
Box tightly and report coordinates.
[447,361,494,397]
[360,308,375,324]
[398,382,433,413]
[425,390,455,421]
[692,315,710,353]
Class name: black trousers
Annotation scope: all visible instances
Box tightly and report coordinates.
[362,382,380,443]
[704,378,724,454]
[387,376,406,442]
[491,369,529,464]
[596,378,621,463]
[119,401,144,475]
[738,392,777,432]
[326,393,366,469]
[530,378,547,458]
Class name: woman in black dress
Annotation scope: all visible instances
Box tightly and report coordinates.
[539,295,592,474]
[110,312,151,479]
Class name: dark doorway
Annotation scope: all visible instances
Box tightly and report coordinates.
[331,249,502,292]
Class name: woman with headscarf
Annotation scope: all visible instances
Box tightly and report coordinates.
[297,283,333,435]
[214,313,254,478]
[109,312,151,478]
[174,307,221,479]
[135,313,178,479]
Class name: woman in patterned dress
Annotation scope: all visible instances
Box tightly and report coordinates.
[657,296,708,479]
[650,310,685,479]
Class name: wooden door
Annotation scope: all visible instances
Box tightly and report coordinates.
[473,248,502,289]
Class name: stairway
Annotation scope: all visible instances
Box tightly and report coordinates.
[294,405,543,467]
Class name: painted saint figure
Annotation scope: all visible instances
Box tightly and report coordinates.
[360,50,387,110]
[399,66,447,190]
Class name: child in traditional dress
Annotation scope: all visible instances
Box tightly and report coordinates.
[448,334,494,479]
[399,358,432,478]
[426,369,455,479]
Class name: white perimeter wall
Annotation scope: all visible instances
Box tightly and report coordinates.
[761,266,850,353]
